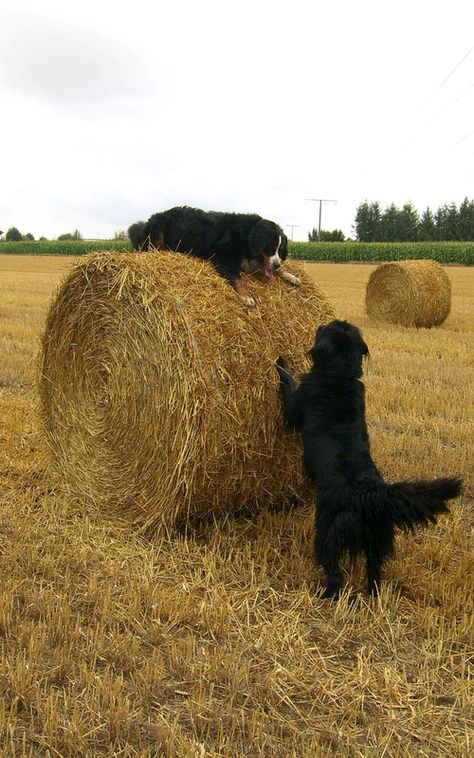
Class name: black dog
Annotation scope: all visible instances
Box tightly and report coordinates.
[276,320,462,598]
[128,206,300,306]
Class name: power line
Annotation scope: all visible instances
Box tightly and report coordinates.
[432,44,474,95]
[353,41,474,185]
[451,128,474,148]
[455,81,474,104]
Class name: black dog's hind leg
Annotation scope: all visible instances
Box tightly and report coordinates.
[365,551,382,595]
[364,526,393,595]
[315,513,344,599]
[316,532,344,598]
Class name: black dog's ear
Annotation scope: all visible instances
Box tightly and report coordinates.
[310,331,334,367]
[309,324,327,360]
[351,331,369,359]
[349,326,370,361]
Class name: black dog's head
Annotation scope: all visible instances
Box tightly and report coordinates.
[310,320,369,378]
[248,220,288,280]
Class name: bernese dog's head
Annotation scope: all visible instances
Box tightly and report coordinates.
[247,220,288,280]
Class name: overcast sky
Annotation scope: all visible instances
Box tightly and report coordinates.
[1,0,473,241]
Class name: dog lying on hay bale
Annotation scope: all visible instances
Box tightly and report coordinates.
[128,206,301,307]
[39,250,334,531]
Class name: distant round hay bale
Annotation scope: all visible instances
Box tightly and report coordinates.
[365,259,451,328]
[39,251,334,530]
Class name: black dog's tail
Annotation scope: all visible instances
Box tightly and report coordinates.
[383,477,463,530]
[128,221,147,251]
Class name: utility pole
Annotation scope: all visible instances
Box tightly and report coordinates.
[284,224,299,241]
[305,198,337,241]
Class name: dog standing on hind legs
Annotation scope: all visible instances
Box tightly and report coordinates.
[276,319,462,599]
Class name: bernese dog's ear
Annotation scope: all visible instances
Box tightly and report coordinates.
[248,221,267,257]
[280,232,289,260]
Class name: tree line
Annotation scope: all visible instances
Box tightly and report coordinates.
[308,228,346,242]
[0,227,84,242]
[354,198,474,242]
[0,228,130,242]
[4,200,474,245]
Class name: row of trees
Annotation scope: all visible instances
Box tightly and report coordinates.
[354,198,474,242]
[3,201,474,245]
[1,227,36,241]
[0,227,84,242]
[0,228,130,242]
[308,228,346,242]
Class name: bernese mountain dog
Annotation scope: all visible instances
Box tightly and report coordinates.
[128,206,301,306]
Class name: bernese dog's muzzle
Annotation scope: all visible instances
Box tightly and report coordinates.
[262,252,282,280]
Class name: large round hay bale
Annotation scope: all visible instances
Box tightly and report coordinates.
[39,251,334,529]
[365,259,451,328]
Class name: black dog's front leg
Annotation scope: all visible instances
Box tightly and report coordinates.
[275,357,303,429]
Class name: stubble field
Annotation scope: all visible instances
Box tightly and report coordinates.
[0,255,472,757]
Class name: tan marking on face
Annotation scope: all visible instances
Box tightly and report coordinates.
[268,251,282,269]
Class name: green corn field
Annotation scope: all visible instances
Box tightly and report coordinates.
[0,239,473,263]
[288,240,474,264]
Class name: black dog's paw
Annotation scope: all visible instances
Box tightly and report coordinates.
[276,356,290,378]
[321,587,341,601]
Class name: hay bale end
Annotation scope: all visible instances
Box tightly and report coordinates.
[365,259,451,328]
[39,251,334,529]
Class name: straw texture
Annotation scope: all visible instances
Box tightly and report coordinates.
[39,251,334,529]
[365,259,451,328]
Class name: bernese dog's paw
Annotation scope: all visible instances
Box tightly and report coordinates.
[279,271,301,286]
[241,295,256,307]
